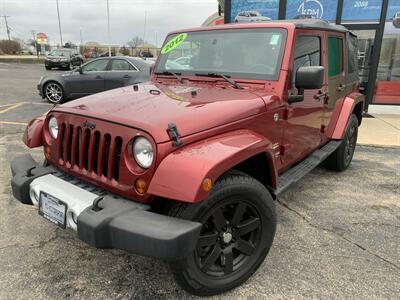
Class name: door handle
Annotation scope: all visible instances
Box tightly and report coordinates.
[123,75,131,79]
[95,75,102,79]
[313,90,329,101]
[336,84,346,92]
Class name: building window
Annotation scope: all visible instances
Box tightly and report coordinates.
[347,33,358,83]
[328,37,343,77]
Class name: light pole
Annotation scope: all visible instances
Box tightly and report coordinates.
[143,10,147,43]
[106,0,111,57]
[56,0,63,47]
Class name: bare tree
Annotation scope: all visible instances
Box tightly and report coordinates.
[127,36,145,56]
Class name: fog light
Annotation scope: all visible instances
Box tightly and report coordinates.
[135,179,147,194]
[202,178,213,192]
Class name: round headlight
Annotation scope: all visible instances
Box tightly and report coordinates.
[48,117,58,139]
[133,137,153,169]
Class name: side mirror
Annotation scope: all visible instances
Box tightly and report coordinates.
[78,66,83,74]
[288,66,324,104]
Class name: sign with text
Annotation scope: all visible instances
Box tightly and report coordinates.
[341,0,383,21]
[286,0,338,21]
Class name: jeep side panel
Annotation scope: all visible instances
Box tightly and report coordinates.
[147,130,277,203]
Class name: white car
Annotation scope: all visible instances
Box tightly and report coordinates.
[393,11,400,29]
[234,11,271,23]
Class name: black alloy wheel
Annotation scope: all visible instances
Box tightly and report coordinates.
[326,113,359,171]
[169,171,276,296]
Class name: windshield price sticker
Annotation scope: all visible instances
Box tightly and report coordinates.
[161,33,188,54]
[270,34,280,46]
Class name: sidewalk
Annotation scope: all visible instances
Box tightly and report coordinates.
[358,114,400,147]
[0,55,43,64]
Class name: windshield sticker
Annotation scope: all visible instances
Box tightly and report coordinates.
[270,34,280,46]
[161,33,188,54]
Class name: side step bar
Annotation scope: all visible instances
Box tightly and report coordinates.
[275,140,342,195]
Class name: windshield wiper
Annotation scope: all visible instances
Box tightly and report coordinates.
[155,71,183,83]
[195,72,243,90]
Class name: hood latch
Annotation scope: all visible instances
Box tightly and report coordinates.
[167,123,183,147]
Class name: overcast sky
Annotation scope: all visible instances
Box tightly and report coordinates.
[0,0,217,46]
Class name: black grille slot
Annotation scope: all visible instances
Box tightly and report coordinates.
[93,131,101,173]
[59,123,66,161]
[102,134,111,177]
[67,124,73,163]
[83,129,91,170]
[75,127,82,166]
[113,137,122,181]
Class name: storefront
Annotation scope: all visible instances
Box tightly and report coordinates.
[223,0,400,110]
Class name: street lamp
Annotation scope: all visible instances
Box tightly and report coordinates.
[56,0,63,47]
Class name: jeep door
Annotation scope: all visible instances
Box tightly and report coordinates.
[66,59,109,97]
[282,32,326,165]
[105,59,140,89]
[322,32,349,132]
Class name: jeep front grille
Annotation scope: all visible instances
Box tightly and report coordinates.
[58,123,122,181]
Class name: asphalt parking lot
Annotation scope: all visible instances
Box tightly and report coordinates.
[0,63,399,299]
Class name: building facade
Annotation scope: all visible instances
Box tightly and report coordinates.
[223,0,400,109]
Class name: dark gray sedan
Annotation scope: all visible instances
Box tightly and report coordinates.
[38,57,154,103]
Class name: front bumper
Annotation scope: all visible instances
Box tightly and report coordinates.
[10,154,201,260]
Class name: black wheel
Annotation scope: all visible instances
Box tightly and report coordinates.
[168,171,276,296]
[45,66,51,70]
[67,62,72,70]
[44,81,64,104]
[325,114,358,171]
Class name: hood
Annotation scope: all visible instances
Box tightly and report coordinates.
[54,81,267,143]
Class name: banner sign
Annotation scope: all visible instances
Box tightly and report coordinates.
[286,0,338,20]
[231,0,279,22]
[341,0,383,21]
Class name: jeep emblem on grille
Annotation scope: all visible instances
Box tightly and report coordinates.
[83,120,96,130]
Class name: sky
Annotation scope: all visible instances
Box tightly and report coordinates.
[0,0,217,47]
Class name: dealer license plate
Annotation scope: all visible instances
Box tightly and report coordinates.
[39,192,67,228]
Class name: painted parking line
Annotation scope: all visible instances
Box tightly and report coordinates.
[0,121,28,126]
[0,102,26,114]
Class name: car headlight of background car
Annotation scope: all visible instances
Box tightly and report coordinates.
[48,117,58,139]
[133,137,153,168]
[60,58,68,62]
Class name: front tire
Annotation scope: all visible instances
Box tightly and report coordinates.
[168,171,276,296]
[44,82,64,104]
[325,113,359,171]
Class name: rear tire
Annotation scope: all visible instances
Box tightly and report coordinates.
[45,66,51,70]
[325,114,358,171]
[168,171,276,296]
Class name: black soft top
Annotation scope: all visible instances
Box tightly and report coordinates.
[270,19,349,33]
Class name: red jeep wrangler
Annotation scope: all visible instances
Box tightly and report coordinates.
[11,20,363,296]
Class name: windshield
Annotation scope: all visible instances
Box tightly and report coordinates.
[155,28,286,80]
[48,50,71,57]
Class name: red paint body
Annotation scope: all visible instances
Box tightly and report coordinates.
[23,22,364,204]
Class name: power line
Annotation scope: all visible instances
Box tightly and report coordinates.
[1,15,11,40]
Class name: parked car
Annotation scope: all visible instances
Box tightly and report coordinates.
[234,11,271,22]
[44,48,83,70]
[11,20,364,296]
[38,57,153,103]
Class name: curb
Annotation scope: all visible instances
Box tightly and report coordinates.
[357,143,400,149]
[0,58,44,64]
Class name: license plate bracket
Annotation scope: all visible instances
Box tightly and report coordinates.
[39,192,67,229]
